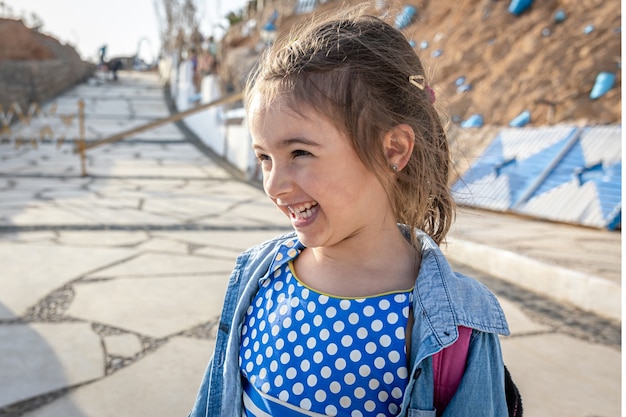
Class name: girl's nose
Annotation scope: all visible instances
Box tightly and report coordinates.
[263,164,293,200]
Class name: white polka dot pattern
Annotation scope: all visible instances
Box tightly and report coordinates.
[240,240,412,417]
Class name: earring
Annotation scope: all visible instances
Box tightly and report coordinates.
[391,164,399,171]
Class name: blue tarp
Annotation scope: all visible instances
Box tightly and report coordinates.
[452,125,622,229]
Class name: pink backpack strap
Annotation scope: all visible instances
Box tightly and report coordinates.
[432,326,472,415]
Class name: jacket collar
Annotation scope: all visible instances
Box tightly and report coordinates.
[411,227,510,350]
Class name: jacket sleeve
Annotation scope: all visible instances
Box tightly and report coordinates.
[441,330,508,417]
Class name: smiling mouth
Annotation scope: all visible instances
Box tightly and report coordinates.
[288,202,319,220]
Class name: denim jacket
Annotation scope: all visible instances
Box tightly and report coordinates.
[189,228,510,417]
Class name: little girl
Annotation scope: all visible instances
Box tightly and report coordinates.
[190,11,510,417]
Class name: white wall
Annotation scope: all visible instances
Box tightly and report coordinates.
[168,58,259,180]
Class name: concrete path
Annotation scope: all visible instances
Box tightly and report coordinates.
[0,71,620,417]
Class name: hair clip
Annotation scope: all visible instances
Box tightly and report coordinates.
[409,75,436,104]
[409,75,425,90]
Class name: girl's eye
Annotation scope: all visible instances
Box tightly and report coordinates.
[293,150,312,158]
[256,154,271,163]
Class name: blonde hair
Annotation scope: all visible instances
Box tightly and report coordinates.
[245,12,454,245]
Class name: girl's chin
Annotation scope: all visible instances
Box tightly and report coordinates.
[293,231,320,249]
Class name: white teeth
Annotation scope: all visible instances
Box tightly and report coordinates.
[288,203,317,219]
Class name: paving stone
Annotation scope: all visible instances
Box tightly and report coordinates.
[133,124,186,140]
[500,333,620,417]
[85,252,233,278]
[0,231,56,242]
[152,230,292,253]
[83,180,142,195]
[0,244,137,319]
[0,191,44,206]
[0,303,16,319]
[136,237,190,254]
[86,99,131,117]
[196,214,284,229]
[103,333,143,358]
[199,166,233,179]
[38,188,97,200]
[66,275,228,338]
[0,322,104,408]
[112,178,189,191]
[53,198,145,212]
[130,102,171,118]
[150,230,288,254]
[0,147,81,170]
[497,296,550,335]
[193,245,248,259]
[83,119,150,138]
[205,180,265,196]
[22,337,213,417]
[8,206,100,226]
[6,176,91,191]
[143,197,231,220]
[9,204,182,227]
[226,201,289,226]
[96,161,209,178]
[57,231,148,247]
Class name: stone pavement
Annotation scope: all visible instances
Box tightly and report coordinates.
[0,71,620,417]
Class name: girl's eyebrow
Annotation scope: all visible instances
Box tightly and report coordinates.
[253,137,320,151]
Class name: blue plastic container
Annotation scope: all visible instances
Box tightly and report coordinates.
[554,9,567,23]
[589,72,615,99]
[509,0,533,16]
[395,5,417,29]
[460,114,484,128]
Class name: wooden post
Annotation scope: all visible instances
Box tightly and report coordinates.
[77,99,86,176]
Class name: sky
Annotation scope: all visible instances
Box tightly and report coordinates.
[4,0,247,63]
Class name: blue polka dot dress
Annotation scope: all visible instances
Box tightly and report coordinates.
[239,238,413,417]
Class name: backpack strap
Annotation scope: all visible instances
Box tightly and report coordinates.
[433,327,524,417]
[504,365,523,417]
[432,326,472,415]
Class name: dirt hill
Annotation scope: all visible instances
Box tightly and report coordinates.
[219,0,621,127]
[0,18,52,60]
[0,18,80,62]
[0,19,95,115]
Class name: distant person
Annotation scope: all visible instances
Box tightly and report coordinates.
[108,58,122,81]
[184,48,200,92]
[99,44,107,65]
[197,51,216,76]
[189,11,518,417]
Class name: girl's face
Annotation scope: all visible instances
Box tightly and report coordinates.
[249,95,395,250]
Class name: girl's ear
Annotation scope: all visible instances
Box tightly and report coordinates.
[383,124,415,171]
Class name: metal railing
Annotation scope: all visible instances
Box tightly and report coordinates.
[1,93,243,176]
[74,92,243,176]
